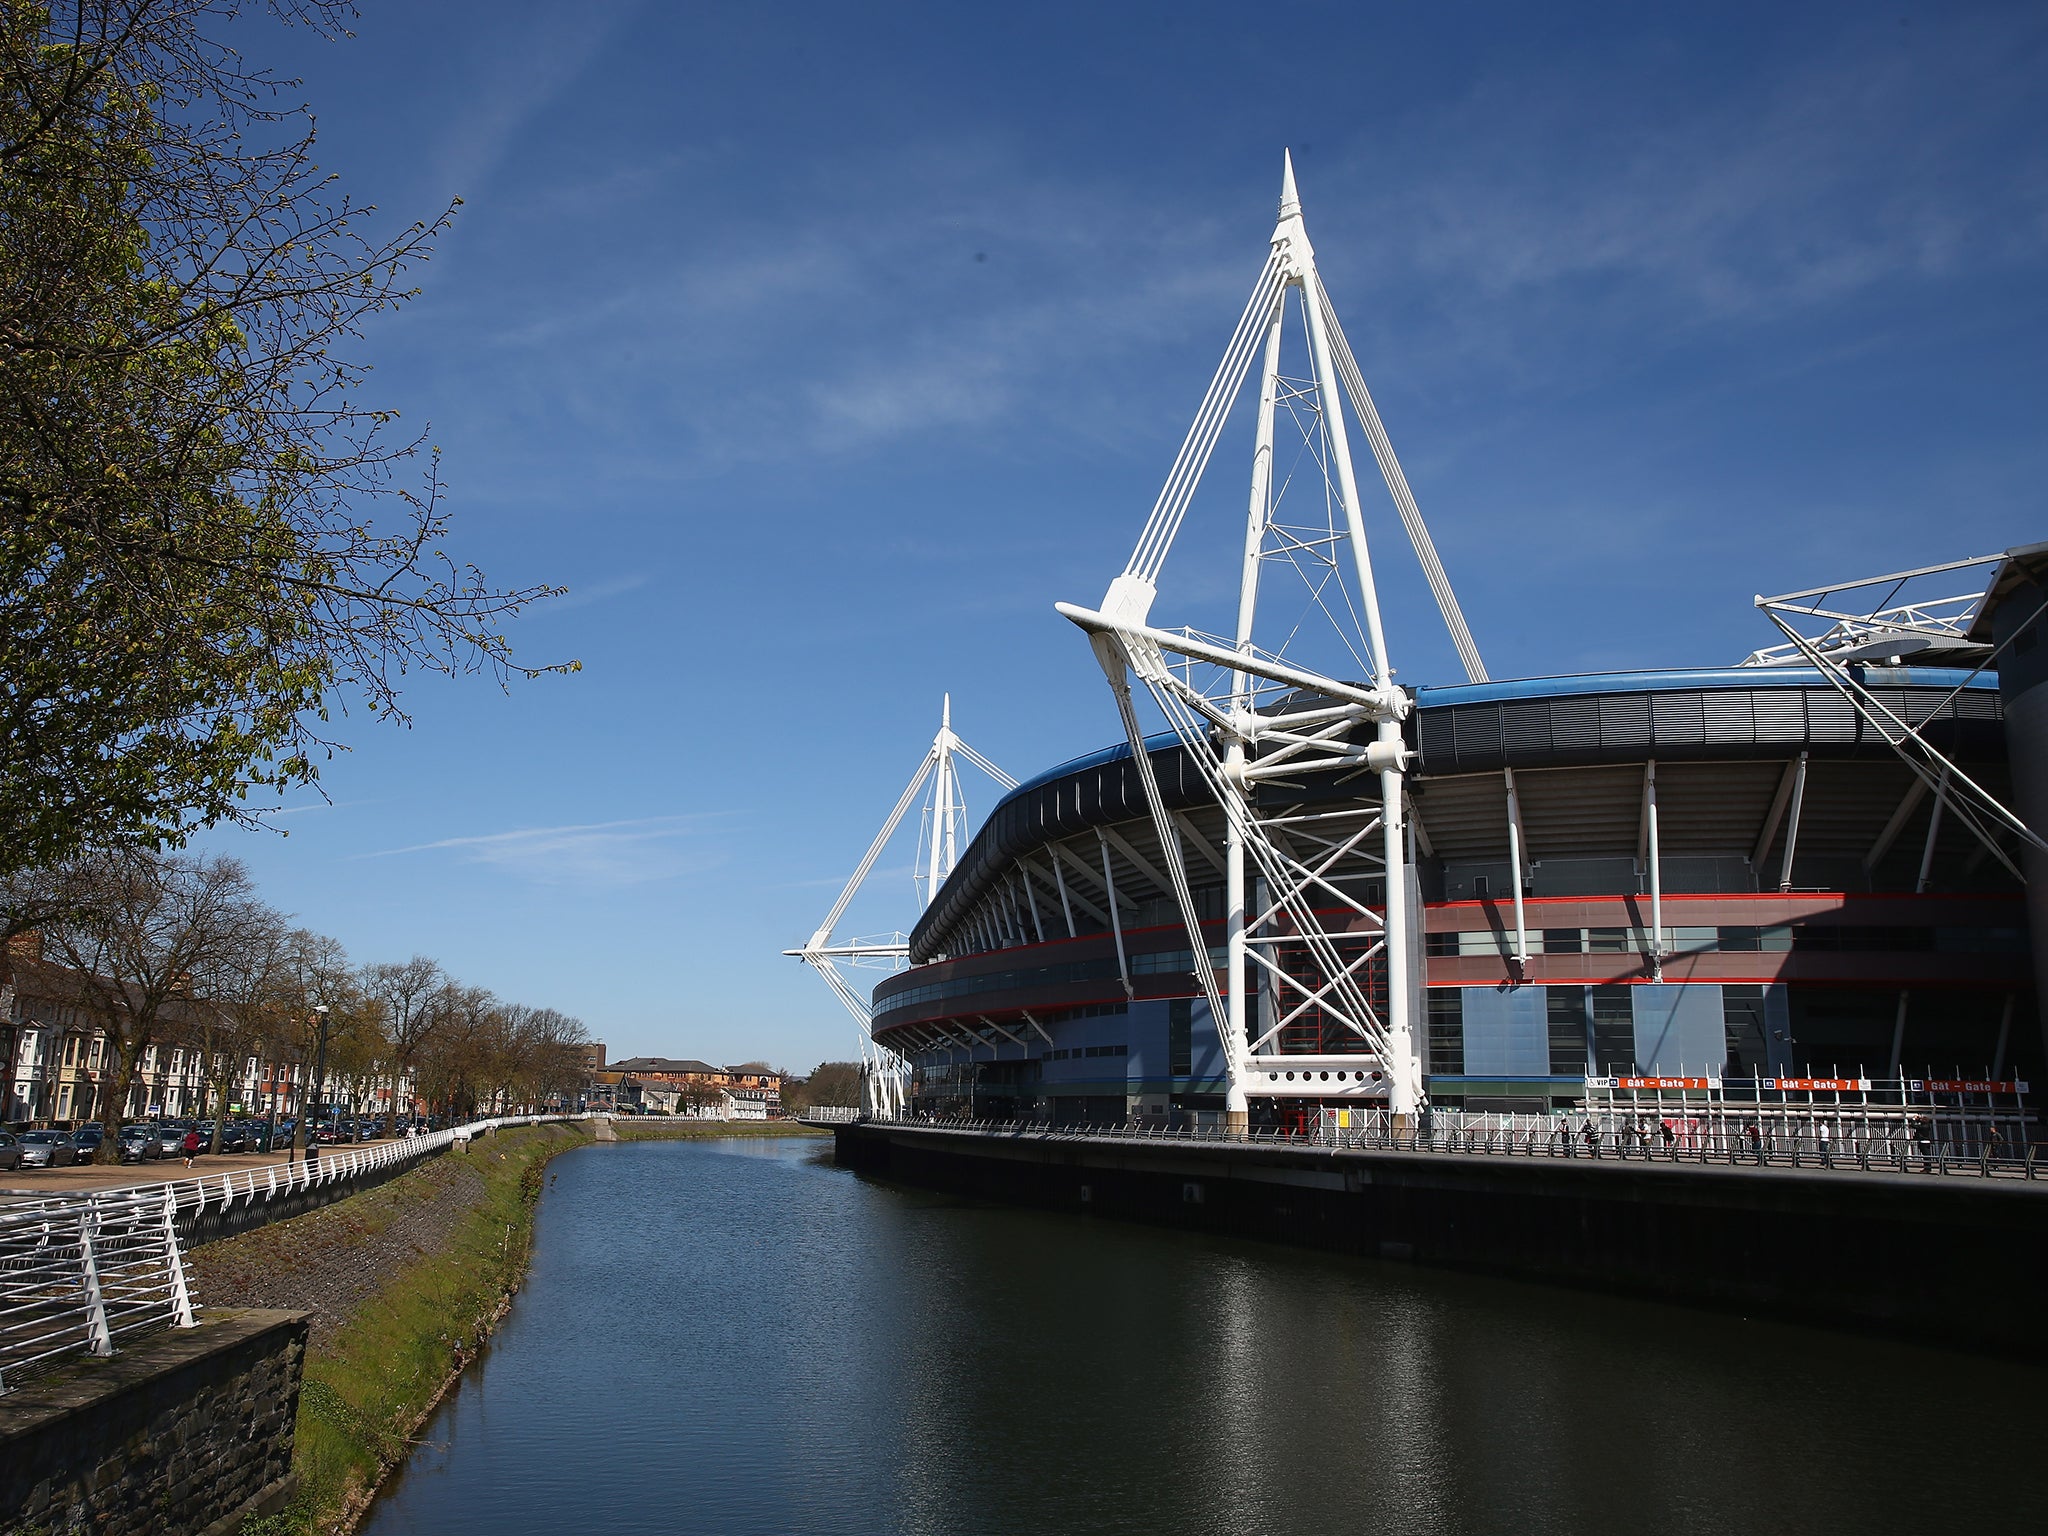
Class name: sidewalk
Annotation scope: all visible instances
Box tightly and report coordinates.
[1,1142,397,1199]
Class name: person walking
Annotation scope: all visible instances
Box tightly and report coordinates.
[181,1126,201,1167]
[1817,1119,1832,1165]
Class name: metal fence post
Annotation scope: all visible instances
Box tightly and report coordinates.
[78,1209,113,1357]
[162,1187,196,1329]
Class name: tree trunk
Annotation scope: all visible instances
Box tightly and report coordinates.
[209,1055,233,1153]
[96,1031,148,1164]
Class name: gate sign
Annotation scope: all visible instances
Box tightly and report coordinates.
[1765,1077,1870,1092]
[1913,1078,2029,1095]
[1612,1076,1714,1091]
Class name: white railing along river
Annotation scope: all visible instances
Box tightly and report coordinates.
[0,1113,585,1394]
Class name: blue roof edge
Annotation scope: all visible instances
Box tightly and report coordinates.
[1413,664,1993,709]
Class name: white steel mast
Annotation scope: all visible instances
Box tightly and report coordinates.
[1059,153,1483,1127]
[786,697,1016,1117]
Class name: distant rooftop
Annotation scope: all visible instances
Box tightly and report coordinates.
[608,1056,719,1075]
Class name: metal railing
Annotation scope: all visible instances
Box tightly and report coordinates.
[0,1112,584,1393]
[862,1112,2046,1182]
[0,1184,193,1393]
[102,1111,582,1223]
[796,1107,861,1124]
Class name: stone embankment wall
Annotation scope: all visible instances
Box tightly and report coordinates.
[0,1308,309,1536]
[834,1124,2048,1356]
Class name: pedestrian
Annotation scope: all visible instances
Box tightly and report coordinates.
[181,1126,201,1167]
[1581,1119,1598,1152]
[1660,1118,1676,1152]
[1817,1120,1831,1163]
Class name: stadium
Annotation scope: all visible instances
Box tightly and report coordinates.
[870,650,2038,1125]
[798,159,2046,1137]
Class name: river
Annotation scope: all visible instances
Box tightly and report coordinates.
[360,1135,2038,1535]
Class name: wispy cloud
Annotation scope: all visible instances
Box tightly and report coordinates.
[430,0,646,199]
[532,572,653,615]
[269,798,379,818]
[356,815,723,887]
[772,861,919,892]
[1317,14,2048,376]
[406,145,1249,487]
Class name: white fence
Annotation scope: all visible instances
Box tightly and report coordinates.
[0,1113,583,1393]
[0,1185,193,1392]
[796,1107,860,1124]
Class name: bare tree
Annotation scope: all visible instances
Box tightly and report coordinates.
[34,849,274,1160]
[416,983,500,1121]
[361,954,442,1119]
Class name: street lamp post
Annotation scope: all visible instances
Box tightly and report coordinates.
[305,1005,331,1169]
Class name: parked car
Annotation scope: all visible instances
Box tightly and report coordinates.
[0,1131,20,1172]
[118,1125,162,1163]
[17,1130,78,1168]
[213,1122,253,1153]
[265,1117,298,1151]
[154,1122,188,1156]
[70,1125,105,1161]
[314,1120,348,1145]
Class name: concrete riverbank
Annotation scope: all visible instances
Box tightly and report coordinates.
[832,1121,2048,1356]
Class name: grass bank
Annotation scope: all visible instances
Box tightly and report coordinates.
[237,1121,592,1535]
[610,1117,827,1141]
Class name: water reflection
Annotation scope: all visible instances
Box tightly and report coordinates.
[361,1137,2038,1536]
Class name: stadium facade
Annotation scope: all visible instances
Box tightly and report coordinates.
[871,654,2038,1123]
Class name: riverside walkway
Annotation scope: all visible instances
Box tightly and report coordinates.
[853,1113,2046,1184]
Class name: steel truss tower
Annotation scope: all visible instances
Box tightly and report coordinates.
[786,697,1015,1117]
[1058,153,1485,1126]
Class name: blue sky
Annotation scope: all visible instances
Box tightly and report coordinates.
[197,0,2048,1070]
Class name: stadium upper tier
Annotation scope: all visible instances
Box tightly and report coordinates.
[906,665,2006,966]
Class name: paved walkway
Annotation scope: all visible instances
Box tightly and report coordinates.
[0,1142,399,1199]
